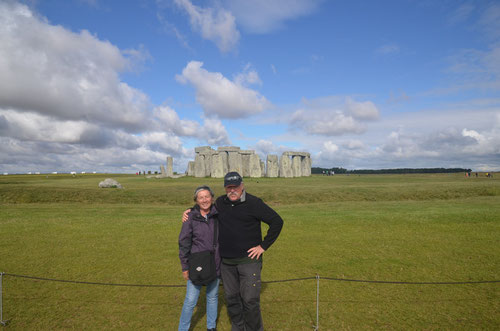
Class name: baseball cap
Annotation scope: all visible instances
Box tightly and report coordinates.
[224,172,242,187]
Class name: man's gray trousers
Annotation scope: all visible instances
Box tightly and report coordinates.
[221,261,264,331]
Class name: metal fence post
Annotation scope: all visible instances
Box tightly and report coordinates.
[1,272,7,326]
[314,274,319,330]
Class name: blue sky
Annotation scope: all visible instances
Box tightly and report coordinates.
[0,0,499,174]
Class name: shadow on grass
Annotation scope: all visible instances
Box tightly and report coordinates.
[188,289,207,330]
[188,286,225,330]
[191,282,269,329]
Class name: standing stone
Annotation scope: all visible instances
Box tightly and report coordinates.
[249,154,262,177]
[160,165,166,177]
[228,151,243,174]
[187,161,195,176]
[241,154,251,177]
[202,152,212,177]
[260,160,265,176]
[220,152,229,175]
[279,153,293,178]
[292,155,302,177]
[266,155,279,178]
[166,156,174,177]
[302,155,312,176]
[240,150,255,177]
[194,154,206,177]
[211,153,224,178]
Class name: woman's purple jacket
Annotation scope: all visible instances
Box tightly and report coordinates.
[178,204,221,276]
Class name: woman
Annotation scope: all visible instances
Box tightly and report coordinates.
[178,185,220,331]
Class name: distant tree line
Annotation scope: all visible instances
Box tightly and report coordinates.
[311,167,473,175]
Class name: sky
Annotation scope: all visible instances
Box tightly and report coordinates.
[1,0,499,174]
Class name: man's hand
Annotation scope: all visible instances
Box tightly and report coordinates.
[182,270,189,281]
[182,209,191,222]
[247,245,265,259]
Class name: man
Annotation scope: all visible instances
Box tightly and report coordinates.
[183,171,283,330]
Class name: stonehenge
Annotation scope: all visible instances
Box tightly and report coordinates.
[186,146,311,178]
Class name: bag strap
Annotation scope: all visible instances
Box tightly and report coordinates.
[212,217,218,251]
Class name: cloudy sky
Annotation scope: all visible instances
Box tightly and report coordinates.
[1,0,499,174]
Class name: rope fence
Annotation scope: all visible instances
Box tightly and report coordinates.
[1,271,499,328]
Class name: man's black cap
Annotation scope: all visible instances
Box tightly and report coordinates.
[224,172,242,187]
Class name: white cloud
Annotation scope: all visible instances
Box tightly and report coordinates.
[234,64,262,86]
[375,124,500,168]
[139,132,184,154]
[323,141,339,153]
[291,109,363,135]
[199,117,231,145]
[310,104,500,171]
[478,3,500,40]
[342,140,366,150]
[0,1,152,132]
[314,141,346,167]
[462,128,485,143]
[440,4,500,93]
[447,3,475,26]
[173,0,240,52]
[388,90,410,104]
[254,140,276,155]
[345,97,379,121]
[222,0,322,34]
[289,96,379,136]
[156,11,192,50]
[252,139,292,158]
[152,106,230,145]
[271,64,277,74]
[0,2,231,174]
[375,43,400,55]
[153,106,200,136]
[0,109,111,147]
[176,61,271,119]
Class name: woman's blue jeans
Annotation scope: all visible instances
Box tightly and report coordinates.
[178,277,220,331]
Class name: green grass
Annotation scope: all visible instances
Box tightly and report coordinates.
[0,173,499,330]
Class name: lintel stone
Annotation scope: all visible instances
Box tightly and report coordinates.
[195,146,213,153]
[217,146,241,152]
[239,150,255,155]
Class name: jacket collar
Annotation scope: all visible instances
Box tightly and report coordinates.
[191,204,218,221]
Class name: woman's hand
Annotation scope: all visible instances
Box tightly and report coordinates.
[182,270,189,281]
[182,209,191,222]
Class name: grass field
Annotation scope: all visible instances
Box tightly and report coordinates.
[0,173,499,330]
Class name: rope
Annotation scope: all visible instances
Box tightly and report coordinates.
[320,277,500,285]
[3,273,498,287]
[262,277,316,284]
[3,273,185,288]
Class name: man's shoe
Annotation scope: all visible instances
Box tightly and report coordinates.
[207,329,216,331]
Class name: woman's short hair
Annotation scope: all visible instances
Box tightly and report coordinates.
[193,185,214,201]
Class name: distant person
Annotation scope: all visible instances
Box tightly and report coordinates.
[178,185,220,331]
[183,172,284,331]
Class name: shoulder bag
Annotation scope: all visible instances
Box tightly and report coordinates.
[188,217,217,286]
